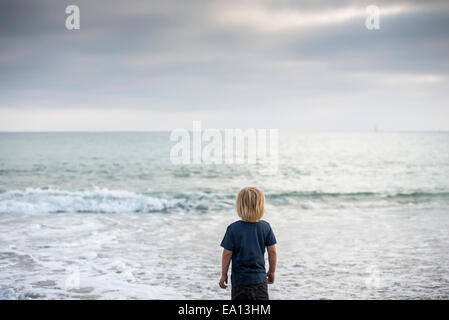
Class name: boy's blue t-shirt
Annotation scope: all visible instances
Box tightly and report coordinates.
[220,220,277,287]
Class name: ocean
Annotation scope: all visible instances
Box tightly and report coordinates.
[0,132,448,299]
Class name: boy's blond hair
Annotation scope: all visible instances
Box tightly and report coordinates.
[236,186,265,222]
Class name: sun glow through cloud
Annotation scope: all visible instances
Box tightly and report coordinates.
[215,3,413,31]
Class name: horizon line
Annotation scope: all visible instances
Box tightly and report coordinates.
[0,130,448,134]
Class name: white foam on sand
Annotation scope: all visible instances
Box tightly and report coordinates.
[1,204,449,299]
[0,210,234,299]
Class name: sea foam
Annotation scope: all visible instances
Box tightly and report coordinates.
[0,188,187,214]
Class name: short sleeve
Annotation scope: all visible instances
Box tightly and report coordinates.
[220,226,234,251]
[265,223,277,247]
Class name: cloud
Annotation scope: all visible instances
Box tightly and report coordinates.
[0,0,448,131]
[213,1,413,32]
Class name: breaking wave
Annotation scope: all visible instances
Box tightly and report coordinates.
[0,188,191,214]
[1,188,448,214]
[267,190,449,200]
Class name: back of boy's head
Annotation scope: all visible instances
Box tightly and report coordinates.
[236,186,265,222]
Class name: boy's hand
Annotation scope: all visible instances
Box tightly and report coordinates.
[219,275,228,289]
[267,271,275,284]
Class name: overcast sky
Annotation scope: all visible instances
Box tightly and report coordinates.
[0,0,448,131]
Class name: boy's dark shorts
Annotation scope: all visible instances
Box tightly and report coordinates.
[231,282,269,300]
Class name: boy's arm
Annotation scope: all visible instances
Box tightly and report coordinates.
[267,244,277,284]
[219,249,233,289]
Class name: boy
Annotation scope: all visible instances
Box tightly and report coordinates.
[219,186,277,300]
